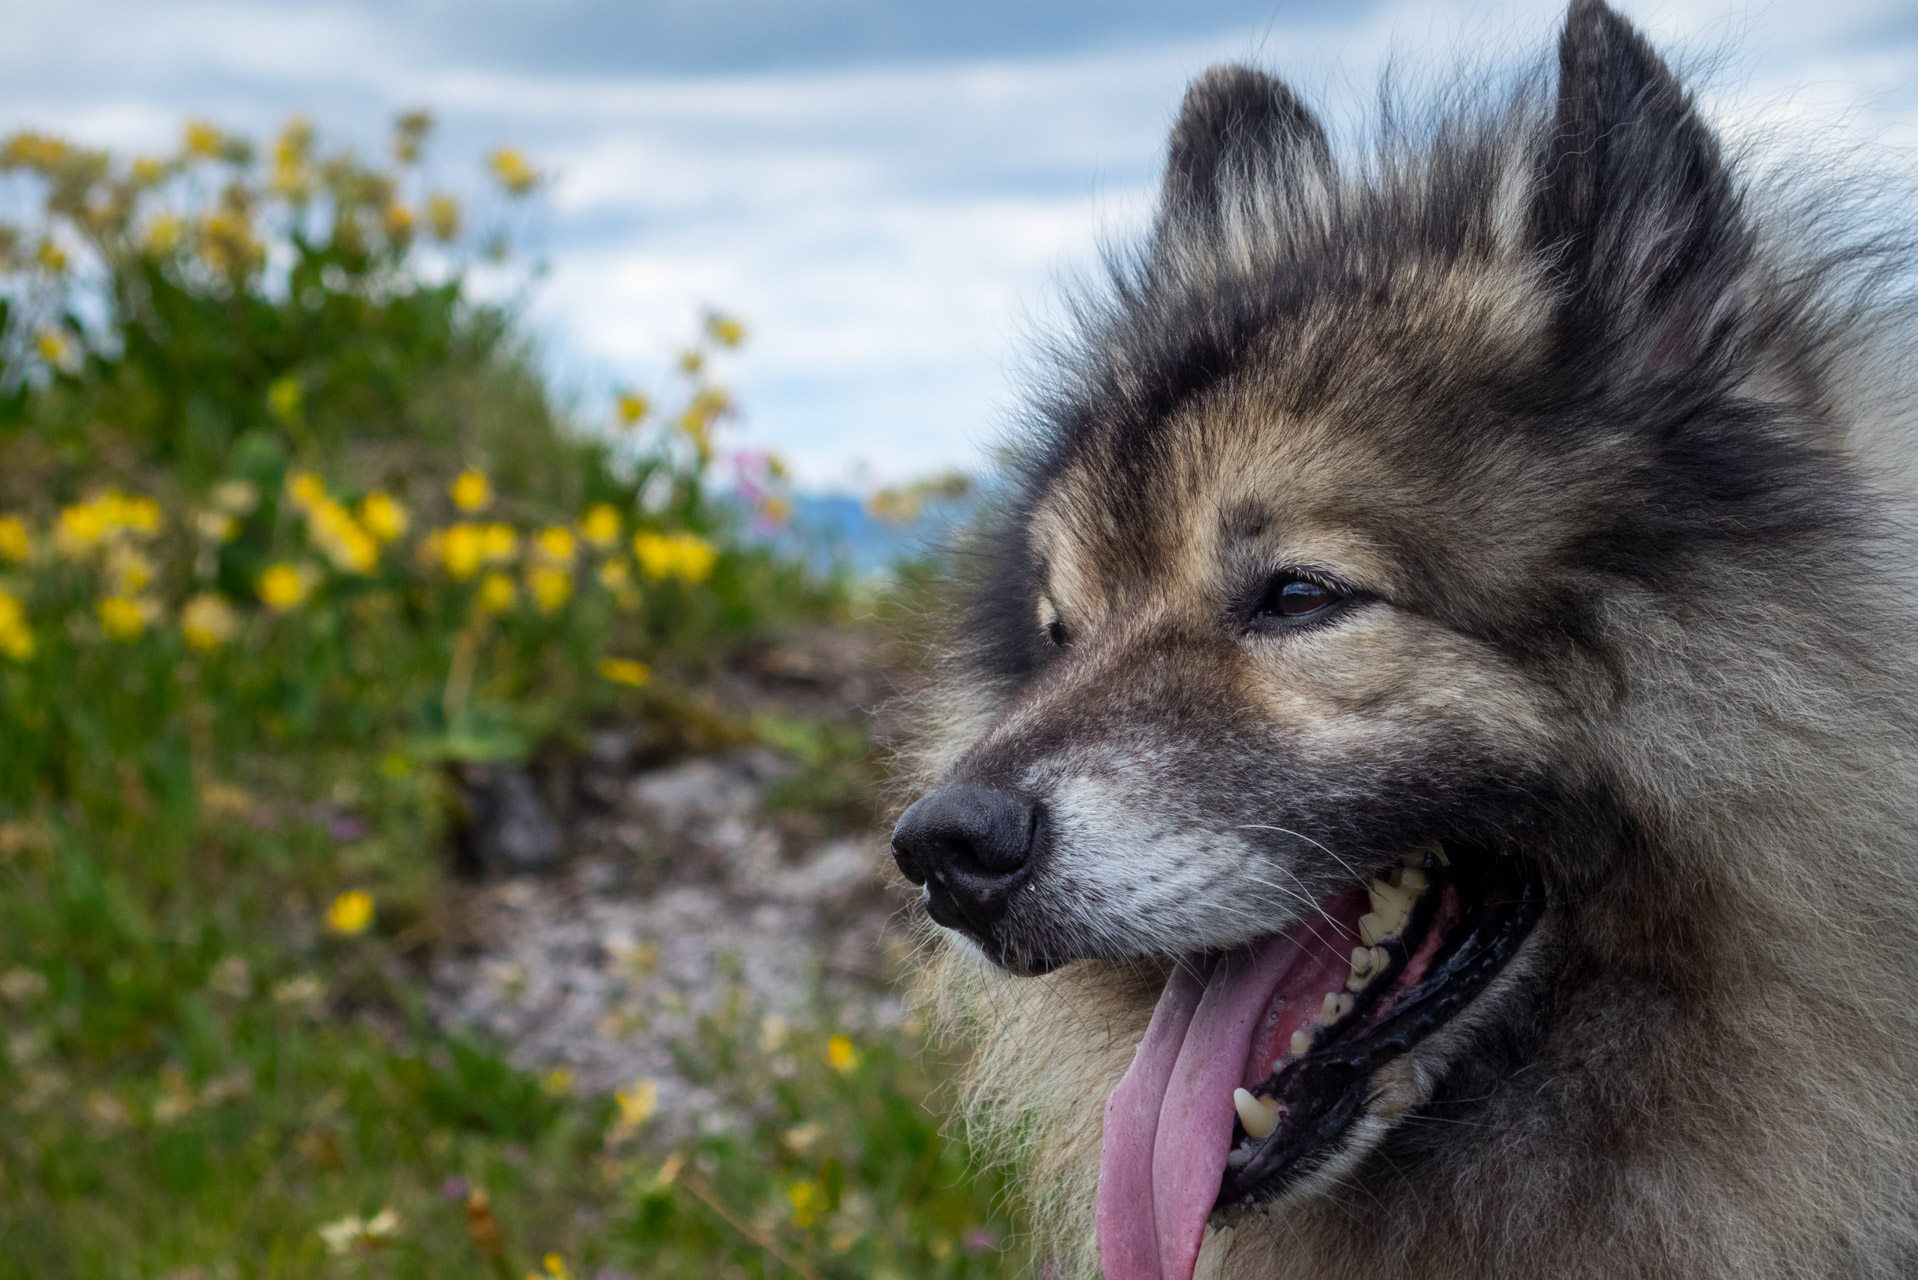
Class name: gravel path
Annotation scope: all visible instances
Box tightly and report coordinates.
[429,745,912,1121]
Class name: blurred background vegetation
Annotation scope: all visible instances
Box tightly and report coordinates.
[0,111,1017,1278]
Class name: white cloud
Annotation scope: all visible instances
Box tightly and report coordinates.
[3,0,1915,484]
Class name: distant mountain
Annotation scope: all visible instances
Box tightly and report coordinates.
[750,491,972,577]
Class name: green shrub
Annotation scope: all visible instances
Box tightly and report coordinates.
[0,114,1015,1278]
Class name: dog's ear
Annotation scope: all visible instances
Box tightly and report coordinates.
[1160,65,1334,240]
[1530,0,1752,376]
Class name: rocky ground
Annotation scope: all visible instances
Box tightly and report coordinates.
[427,626,922,1123]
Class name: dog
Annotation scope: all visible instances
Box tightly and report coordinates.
[889,3,1918,1277]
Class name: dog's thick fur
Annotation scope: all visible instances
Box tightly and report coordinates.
[904,4,1918,1277]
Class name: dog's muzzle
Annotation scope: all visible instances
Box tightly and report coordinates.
[890,784,1039,940]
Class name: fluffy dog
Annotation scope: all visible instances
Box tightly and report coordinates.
[890,3,1918,1277]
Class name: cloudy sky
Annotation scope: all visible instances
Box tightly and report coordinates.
[6,0,1916,486]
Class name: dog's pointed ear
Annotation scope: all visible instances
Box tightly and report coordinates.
[1160,65,1334,238]
[1530,0,1751,373]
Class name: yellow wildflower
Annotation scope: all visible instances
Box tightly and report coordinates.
[613,1078,658,1129]
[533,526,575,563]
[632,531,717,584]
[788,1180,821,1228]
[183,119,223,158]
[541,1067,575,1097]
[597,657,650,688]
[616,391,649,426]
[144,213,184,254]
[426,192,461,241]
[35,329,76,369]
[358,491,407,544]
[487,147,539,195]
[0,516,30,563]
[0,590,34,661]
[55,490,162,554]
[267,377,302,425]
[421,525,486,580]
[270,117,313,198]
[286,473,377,573]
[384,203,414,240]
[106,546,155,594]
[97,595,149,641]
[705,313,746,348]
[450,470,490,512]
[0,131,69,169]
[324,890,374,936]
[201,207,262,277]
[180,593,239,651]
[34,238,66,275]
[528,566,571,614]
[578,504,621,548]
[475,572,515,614]
[542,1253,570,1280]
[286,471,326,507]
[313,505,378,572]
[117,494,161,536]
[480,523,517,562]
[257,563,314,612]
[826,1034,858,1074]
[596,559,641,610]
[55,502,107,554]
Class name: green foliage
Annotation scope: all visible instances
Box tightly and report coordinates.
[0,115,1013,1277]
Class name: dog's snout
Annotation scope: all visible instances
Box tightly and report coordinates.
[890,784,1039,932]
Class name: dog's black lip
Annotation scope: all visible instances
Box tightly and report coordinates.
[1213,854,1545,1210]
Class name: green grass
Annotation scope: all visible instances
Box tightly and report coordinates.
[0,113,1023,1277]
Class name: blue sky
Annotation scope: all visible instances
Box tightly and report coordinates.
[6,1,1917,486]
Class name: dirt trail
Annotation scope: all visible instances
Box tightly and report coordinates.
[428,627,920,1121]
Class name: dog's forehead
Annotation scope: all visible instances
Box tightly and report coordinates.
[1030,392,1411,613]
[1029,258,1555,613]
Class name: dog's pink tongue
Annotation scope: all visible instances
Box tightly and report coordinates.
[1096,938,1313,1280]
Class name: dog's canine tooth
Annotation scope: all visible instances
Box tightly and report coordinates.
[1234,1088,1282,1140]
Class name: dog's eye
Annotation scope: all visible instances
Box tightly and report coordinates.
[1046,619,1068,647]
[1249,574,1345,626]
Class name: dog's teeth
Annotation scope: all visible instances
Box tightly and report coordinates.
[1398,867,1427,893]
[1346,944,1390,992]
[1366,879,1415,937]
[1226,1147,1252,1169]
[1233,1088,1281,1140]
[1401,847,1430,868]
[1288,1028,1311,1058]
[1346,946,1374,991]
[1358,912,1392,947]
[1321,991,1355,1024]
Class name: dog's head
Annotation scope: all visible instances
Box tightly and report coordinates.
[894,5,1879,1277]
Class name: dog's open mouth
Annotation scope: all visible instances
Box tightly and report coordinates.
[1096,846,1542,1280]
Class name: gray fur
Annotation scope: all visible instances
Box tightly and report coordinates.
[902,3,1918,1276]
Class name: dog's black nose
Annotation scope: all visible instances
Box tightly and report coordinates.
[891,784,1039,933]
